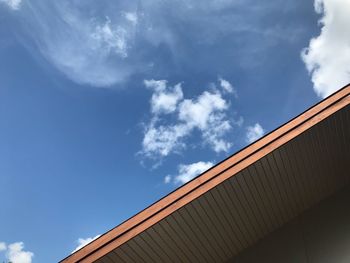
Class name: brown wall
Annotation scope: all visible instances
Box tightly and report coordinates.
[230,184,350,263]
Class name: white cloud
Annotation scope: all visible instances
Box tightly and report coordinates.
[178,91,228,129]
[0,242,6,251]
[124,12,138,25]
[0,0,21,10]
[72,235,101,254]
[202,119,232,152]
[233,116,244,127]
[301,0,350,98]
[0,242,34,263]
[142,122,189,158]
[16,2,140,87]
[246,123,264,143]
[40,14,133,87]
[178,91,232,152]
[173,161,213,185]
[141,80,234,159]
[144,80,183,114]
[7,243,34,263]
[164,174,171,184]
[91,17,128,58]
[218,77,237,97]
[10,1,302,87]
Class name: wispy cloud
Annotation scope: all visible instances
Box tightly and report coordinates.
[301,0,350,98]
[6,1,302,87]
[164,174,172,184]
[123,12,138,26]
[165,161,214,185]
[246,123,264,143]
[72,235,101,254]
[0,241,34,263]
[91,17,128,58]
[141,79,237,160]
[13,1,141,87]
[218,77,237,97]
[0,0,21,10]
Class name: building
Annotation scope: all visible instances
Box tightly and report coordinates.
[61,84,350,263]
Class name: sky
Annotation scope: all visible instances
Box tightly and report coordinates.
[0,0,349,262]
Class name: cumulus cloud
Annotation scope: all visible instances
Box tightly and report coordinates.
[0,242,34,263]
[178,91,228,129]
[301,0,350,98]
[246,123,264,143]
[72,235,101,254]
[142,122,189,158]
[172,161,213,185]
[141,79,235,159]
[178,91,232,152]
[0,0,21,10]
[144,79,183,114]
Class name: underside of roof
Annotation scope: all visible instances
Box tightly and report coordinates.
[61,84,350,263]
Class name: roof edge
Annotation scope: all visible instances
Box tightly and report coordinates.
[61,84,350,263]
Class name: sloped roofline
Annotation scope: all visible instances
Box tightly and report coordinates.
[61,84,350,263]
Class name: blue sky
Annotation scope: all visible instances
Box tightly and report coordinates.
[0,0,349,262]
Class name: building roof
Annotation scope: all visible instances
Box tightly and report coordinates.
[61,84,350,263]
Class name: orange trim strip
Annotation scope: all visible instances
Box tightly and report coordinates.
[61,84,350,263]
